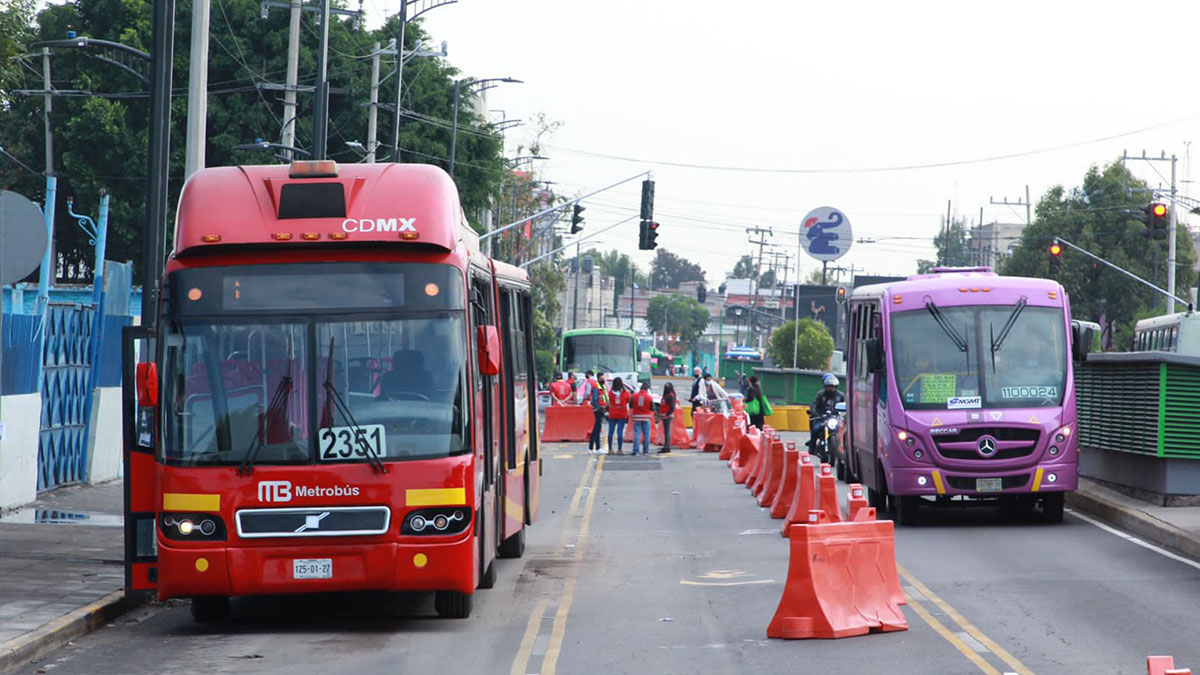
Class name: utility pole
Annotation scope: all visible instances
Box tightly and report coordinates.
[365,41,381,162]
[1124,150,1181,313]
[390,0,407,163]
[572,241,581,330]
[310,0,331,160]
[281,0,301,157]
[184,0,210,179]
[143,0,175,329]
[35,47,56,318]
[746,226,772,348]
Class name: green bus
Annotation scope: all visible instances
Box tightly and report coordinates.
[560,328,643,389]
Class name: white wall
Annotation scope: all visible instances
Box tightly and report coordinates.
[86,387,124,484]
[0,393,42,510]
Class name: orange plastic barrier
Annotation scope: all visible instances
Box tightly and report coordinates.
[767,510,908,640]
[732,426,761,484]
[781,454,817,537]
[692,411,713,450]
[622,417,664,446]
[817,464,842,523]
[540,404,596,443]
[757,437,786,506]
[719,418,744,461]
[747,431,772,496]
[845,484,870,522]
[671,413,693,449]
[1148,656,1192,675]
[769,446,800,518]
[703,413,726,452]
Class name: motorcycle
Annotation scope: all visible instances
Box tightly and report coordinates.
[809,402,847,477]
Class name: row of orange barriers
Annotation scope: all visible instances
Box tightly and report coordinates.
[1149,656,1192,674]
[715,413,908,639]
[540,404,692,448]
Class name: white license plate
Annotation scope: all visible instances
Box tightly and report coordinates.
[976,478,1003,493]
[293,558,332,579]
[318,424,386,461]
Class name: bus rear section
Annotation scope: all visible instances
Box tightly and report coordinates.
[123,162,532,620]
[846,269,1089,525]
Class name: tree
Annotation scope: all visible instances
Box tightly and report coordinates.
[802,268,826,285]
[759,268,776,288]
[1002,160,1196,347]
[650,249,705,289]
[645,294,710,355]
[582,248,643,298]
[917,217,972,273]
[730,254,756,279]
[0,0,508,282]
[768,319,834,369]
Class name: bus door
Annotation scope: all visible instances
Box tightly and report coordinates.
[498,287,521,540]
[849,302,880,487]
[520,291,540,523]
[470,272,500,564]
[122,325,159,593]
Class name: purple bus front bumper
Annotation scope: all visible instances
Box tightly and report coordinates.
[888,460,1078,497]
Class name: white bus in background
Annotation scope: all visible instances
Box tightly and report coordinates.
[1132,312,1200,354]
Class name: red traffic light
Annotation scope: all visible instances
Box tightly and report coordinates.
[1151,203,1168,218]
[1049,243,1062,256]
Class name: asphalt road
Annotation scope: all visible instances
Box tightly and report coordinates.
[16,435,1200,675]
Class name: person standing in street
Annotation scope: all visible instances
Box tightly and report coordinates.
[606,377,630,454]
[587,372,608,454]
[550,373,573,406]
[745,375,769,430]
[658,382,677,454]
[630,381,654,456]
[689,367,703,408]
[577,370,596,405]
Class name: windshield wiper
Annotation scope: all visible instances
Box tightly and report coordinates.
[237,372,294,476]
[924,301,969,352]
[989,297,1028,373]
[322,337,387,475]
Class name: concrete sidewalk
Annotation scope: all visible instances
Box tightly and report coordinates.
[0,481,142,674]
[3,461,1200,673]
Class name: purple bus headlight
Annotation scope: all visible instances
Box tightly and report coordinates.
[895,429,928,461]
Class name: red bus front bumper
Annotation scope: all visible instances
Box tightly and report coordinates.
[156,535,475,600]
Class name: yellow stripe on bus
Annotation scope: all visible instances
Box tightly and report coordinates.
[406,487,467,506]
[1031,467,1044,492]
[162,493,221,512]
[931,470,945,495]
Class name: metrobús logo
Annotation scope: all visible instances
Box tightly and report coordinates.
[340,217,417,233]
[257,480,361,503]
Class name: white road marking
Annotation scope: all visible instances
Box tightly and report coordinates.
[1067,509,1200,572]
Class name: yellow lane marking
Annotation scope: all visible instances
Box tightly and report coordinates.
[899,565,1034,675]
[552,454,573,459]
[509,456,598,675]
[902,588,1001,675]
[680,579,774,586]
[541,456,604,675]
[162,493,220,512]
[405,487,466,506]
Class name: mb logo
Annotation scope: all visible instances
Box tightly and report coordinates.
[258,480,292,503]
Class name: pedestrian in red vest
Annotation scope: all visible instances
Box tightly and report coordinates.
[549,373,573,405]
[630,381,655,456]
[606,377,630,454]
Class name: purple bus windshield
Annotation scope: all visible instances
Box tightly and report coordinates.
[891,304,1067,410]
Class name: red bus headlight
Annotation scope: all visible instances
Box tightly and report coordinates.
[402,508,470,536]
[161,513,226,541]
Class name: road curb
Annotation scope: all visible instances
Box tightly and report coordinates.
[1067,487,1200,563]
[0,591,145,675]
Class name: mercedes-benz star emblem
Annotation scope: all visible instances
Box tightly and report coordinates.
[977,436,997,457]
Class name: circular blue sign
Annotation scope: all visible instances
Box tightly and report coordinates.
[800,206,852,263]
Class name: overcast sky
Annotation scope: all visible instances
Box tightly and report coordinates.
[380,1,1198,284]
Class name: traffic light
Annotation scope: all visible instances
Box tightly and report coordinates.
[571,203,585,234]
[638,220,659,250]
[1145,202,1168,240]
[1049,241,1062,275]
[697,284,707,303]
[640,179,655,221]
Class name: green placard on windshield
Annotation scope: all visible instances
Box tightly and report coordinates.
[920,374,956,403]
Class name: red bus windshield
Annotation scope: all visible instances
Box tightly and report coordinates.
[162,262,470,467]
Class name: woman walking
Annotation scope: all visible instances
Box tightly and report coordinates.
[658,382,677,454]
[744,375,770,430]
[606,377,630,454]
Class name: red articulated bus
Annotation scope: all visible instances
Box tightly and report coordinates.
[122,160,540,621]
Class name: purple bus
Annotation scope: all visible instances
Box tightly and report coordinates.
[844,268,1092,525]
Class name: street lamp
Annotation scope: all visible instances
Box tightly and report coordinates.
[450,77,522,178]
[734,307,744,346]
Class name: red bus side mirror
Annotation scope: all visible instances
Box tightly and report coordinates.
[135,362,159,408]
[478,326,501,376]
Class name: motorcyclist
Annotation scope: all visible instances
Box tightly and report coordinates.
[808,373,846,457]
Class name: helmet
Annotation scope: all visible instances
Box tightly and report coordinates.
[822,373,839,387]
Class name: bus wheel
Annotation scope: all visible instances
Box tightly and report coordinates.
[190,596,230,623]
[895,495,922,526]
[999,495,1034,522]
[435,591,473,619]
[1040,492,1065,524]
[835,454,847,482]
[867,470,888,511]
[499,526,525,559]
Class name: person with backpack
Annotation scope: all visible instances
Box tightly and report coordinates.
[629,381,655,456]
[744,375,772,430]
[657,382,677,454]
[606,377,630,454]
